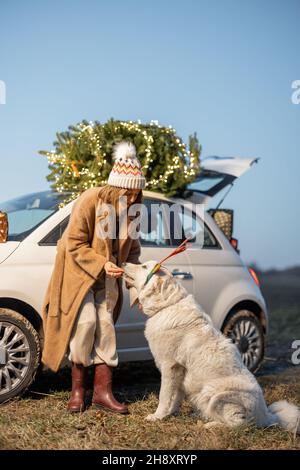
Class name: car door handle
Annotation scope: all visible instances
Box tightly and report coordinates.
[171,269,193,280]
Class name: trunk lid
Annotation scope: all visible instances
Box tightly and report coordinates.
[185,156,259,204]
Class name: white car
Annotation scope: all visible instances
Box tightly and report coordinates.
[0,156,267,403]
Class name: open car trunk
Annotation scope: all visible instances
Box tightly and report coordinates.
[183,156,259,244]
[185,156,259,205]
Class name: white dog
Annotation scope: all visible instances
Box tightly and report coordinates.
[122,260,300,432]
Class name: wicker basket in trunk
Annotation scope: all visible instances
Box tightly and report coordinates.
[208,208,233,240]
[0,211,8,243]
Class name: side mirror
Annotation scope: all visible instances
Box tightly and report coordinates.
[207,208,233,240]
[0,211,8,243]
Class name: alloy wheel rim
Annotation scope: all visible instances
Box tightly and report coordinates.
[229,319,262,369]
[0,322,30,395]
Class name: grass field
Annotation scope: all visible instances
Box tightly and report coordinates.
[0,267,299,450]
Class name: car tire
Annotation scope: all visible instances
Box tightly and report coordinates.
[0,308,41,403]
[222,309,265,373]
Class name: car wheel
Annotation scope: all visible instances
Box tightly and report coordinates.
[0,308,41,403]
[222,309,265,373]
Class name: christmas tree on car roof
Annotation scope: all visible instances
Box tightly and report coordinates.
[39,118,201,207]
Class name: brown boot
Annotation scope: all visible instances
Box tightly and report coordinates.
[67,363,87,413]
[92,364,128,414]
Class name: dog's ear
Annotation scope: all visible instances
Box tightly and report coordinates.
[157,265,172,277]
[144,272,165,296]
[156,276,165,292]
[154,271,173,294]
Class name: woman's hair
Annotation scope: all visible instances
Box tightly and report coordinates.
[97,185,143,214]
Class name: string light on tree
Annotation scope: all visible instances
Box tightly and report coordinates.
[39,118,201,207]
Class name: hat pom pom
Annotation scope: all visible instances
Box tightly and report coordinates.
[108,140,146,189]
[112,141,137,162]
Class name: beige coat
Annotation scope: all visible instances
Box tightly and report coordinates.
[41,187,141,372]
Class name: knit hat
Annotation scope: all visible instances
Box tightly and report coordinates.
[107,141,146,189]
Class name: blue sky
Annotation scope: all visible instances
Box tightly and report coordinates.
[0,0,299,269]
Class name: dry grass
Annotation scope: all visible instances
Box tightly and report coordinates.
[0,267,300,450]
[0,365,299,450]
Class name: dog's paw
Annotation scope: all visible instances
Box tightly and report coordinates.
[145,413,161,422]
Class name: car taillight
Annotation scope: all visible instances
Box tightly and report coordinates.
[248,267,260,287]
[230,237,239,253]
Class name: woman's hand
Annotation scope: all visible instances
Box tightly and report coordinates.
[104,261,124,278]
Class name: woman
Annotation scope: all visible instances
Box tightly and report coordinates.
[41,141,146,415]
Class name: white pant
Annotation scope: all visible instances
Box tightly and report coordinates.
[68,275,119,367]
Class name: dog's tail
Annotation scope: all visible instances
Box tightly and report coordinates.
[266,400,300,434]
